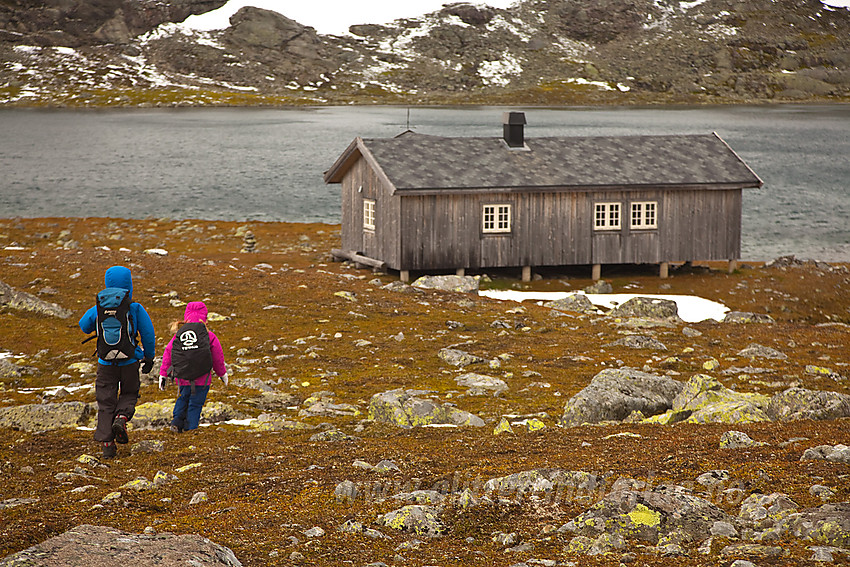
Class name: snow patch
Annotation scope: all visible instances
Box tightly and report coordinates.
[479,291,729,323]
[478,51,523,86]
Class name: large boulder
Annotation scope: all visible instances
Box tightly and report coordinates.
[669,374,770,424]
[608,297,680,320]
[562,484,731,544]
[484,469,598,498]
[544,294,597,315]
[0,401,94,433]
[785,503,850,548]
[561,368,682,426]
[766,387,850,421]
[0,279,72,318]
[377,505,445,537]
[0,524,242,566]
[412,275,479,293]
[368,389,484,428]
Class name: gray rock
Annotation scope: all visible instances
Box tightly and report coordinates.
[766,387,850,421]
[561,367,683,426]
[739,493,798,528]
[0,358,23,379]
[737,343,787,360]
[697,470,730,488]
[809,485,836,502]
[0,401,94,433]
[564,484,730,544]
[484,469,598,497]
[377,505,445,537]
[0,524,241,566]
[723,311,775,324]
[412,275,479,293]
[786,503,850,548]
[605,335,667,351]
[711,521,739,538]
[720,430,766,449]
[454,372,508,395]
[334,480,359,503]
[583,281,612,294]
[310,429,358,442]
[608,297,680,320]
[0,279,72,318]
[131,401,248,430]
[368,389,485,428]
[544,294,597,315]
[438,348,484,367]
[381,281,421,294]
[801,444,850,464]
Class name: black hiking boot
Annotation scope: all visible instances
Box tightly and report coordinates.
[102,441,117,460]
[112,414,129,444]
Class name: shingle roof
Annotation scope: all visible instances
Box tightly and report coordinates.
[328,131,762,192]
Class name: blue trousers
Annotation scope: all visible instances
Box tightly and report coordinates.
[171,385,210,431]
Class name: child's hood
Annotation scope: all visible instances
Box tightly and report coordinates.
[184,301,208,323]
[104,265,133,298]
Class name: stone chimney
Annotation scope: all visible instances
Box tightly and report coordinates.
[502,111,526,148]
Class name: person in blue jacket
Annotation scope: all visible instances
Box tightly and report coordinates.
[79,265,155,459]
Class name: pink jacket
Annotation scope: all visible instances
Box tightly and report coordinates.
[159,301,226,387]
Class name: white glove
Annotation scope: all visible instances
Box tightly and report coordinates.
[221,374,229,387]
[158,375,167,391]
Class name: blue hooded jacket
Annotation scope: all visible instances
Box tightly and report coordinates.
[79,265,156,366]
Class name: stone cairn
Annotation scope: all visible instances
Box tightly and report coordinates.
[241,230,256,253]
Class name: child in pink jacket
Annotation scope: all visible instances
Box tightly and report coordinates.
[159,301,228,432]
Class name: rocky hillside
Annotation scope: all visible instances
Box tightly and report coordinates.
[1,0,849,106]
[1,217,849,566]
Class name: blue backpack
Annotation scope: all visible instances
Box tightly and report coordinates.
[84,287,136,362]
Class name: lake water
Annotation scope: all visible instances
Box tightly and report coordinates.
[1,105,849,261]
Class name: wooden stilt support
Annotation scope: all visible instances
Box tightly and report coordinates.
[522,265,532,282]
[400,270,410,283]
[660,262,669,279]
[592,264,601,281]
[728,259,737,274]
[456,268,465,277]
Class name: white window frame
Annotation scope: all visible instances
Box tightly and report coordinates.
[594,202,621,230]
[363,199,376,232]
[630,201,658,229]
[482,204,512,234]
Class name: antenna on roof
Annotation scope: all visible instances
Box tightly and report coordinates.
[396,107,414,137]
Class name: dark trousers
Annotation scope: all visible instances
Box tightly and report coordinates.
[94,361,140,442]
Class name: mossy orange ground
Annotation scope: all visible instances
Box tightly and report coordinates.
[1,217,848,566]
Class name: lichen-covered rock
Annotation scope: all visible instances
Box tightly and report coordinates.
[605,335,668,351]
[720,431,767,449]
[672,374,770,424]
[412,275,479,293]
[0,401,94,433]
[786,503,850,548]
[0,358,23,379]
[438,348,484,367]
[561,367,683,426]
[454,372,507,395]
[544,294,597,315]
[563,484,730,545]
[584,281,613,294]
[250,413,314,431]
[377,505,444,537]
[766,387,850,421]
[484,469,598,498]
[0,524,242,566]
[723,311,775,324]
[801,444,850,464]
[739,493,799,529]
[0,279,73,318]
[368,389,485,428]
[608,297,680,320]
[131,401,248,429]
[737,343,787,360]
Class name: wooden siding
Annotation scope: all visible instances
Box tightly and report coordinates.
[395,188,743,270]
[340,157,401,268]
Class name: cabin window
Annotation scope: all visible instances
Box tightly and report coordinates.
[630,201,657,229]
[594,202,621,230]
[363,199,376,231]
[483,204,511,233]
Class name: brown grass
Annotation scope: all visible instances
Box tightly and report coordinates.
[0,217,848,566]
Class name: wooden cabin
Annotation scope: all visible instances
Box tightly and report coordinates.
[323,112,763,281]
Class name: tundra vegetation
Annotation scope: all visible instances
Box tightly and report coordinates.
[0,217,848,566]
